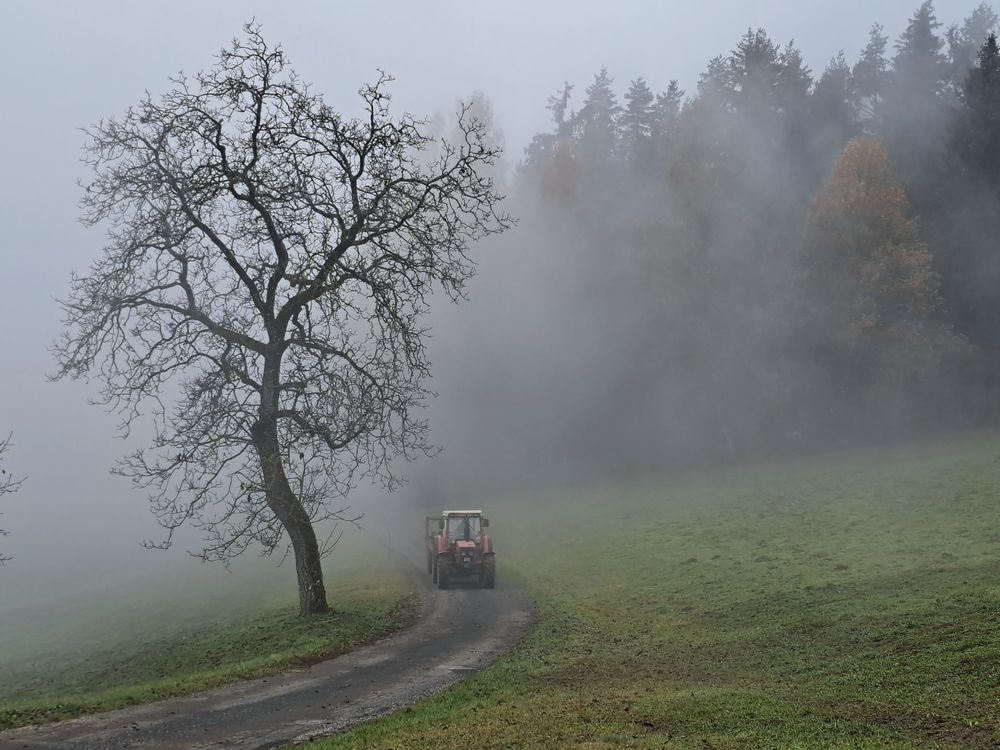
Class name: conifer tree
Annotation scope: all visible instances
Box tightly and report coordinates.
[776,41,814,166]
[652,80,685,159]
[545,82,576,140]
[852,23,889,125]
[621,77,656,172]
[941,34,1000,347]
[946,2,998,87]
[656,80,684,124]
[578,67,619,167]
[523,82,575,170]
[953,32,1000,171]
[882,1,950,170]
[809,52,858,168]
[720,28,782,115]
[776,41,813,115]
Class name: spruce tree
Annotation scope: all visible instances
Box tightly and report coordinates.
[884,2,949,128]
[946,2,998,87]
[776,41,813,115]
[953,32,1000,172]
[523,83,575,171]
[652,80,685,158]
[621,77,656,172]
[852,23,889,124]
[656,80,684,123]
[776,41,814,166]
[578,67,619,167]
[881,2,952,197]
[941,34,1000,347]
[724,28,782,115]
[548,82,576,138]
[809,52,858,168]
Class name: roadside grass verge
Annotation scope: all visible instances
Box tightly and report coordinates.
[305,434,1000,749]
[0,532,417,729]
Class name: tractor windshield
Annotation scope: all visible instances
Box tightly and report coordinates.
[446,516,481,543]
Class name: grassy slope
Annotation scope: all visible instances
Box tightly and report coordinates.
[0,532,416,729]
[308,434,1000,750]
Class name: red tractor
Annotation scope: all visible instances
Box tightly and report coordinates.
[426,510,495,589]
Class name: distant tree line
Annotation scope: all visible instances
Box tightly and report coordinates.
[514,1,1000,466]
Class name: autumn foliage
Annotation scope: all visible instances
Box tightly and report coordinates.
[801,138,956,389]
[805,138,941,329]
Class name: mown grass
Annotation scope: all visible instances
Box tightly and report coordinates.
[305,434,1000,749]
[0,532,416,729]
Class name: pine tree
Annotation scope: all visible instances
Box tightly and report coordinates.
[621,77,656,172]
[946,3,998,87]
[722,28,782,115]
[954,33,1000,171]
[881,2,952,193]
[776,41,813,115]
[852,23,889,124]
[941,34,1000,347]
[893,1,948,81]
[776,41,814,169]
[578,67,619,167]
[523,82,574,171]
[548,82,576,138]
[809,52,858,167]
[887,2,949,111]
[652,80,684,158]
[656,80,684,123]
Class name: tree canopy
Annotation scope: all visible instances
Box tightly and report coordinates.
[54,25,509,613]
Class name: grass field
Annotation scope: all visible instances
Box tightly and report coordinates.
[0,531,416,729]
[305,434,1000,750]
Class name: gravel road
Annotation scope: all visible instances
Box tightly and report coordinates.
[0,524,532,750]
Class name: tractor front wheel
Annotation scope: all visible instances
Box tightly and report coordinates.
[437,555,450,590]
[482,554,496,589]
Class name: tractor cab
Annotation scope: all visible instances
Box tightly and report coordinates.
[445,511,485,544]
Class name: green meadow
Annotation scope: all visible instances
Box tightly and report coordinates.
[307,434,1000,749]
[0,531,415,729]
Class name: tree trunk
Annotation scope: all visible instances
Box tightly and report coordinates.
[251,412,330,616]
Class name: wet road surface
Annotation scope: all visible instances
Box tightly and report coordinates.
[0,526,532,750]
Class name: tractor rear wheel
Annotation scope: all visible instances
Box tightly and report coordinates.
[483,555,496,589]
[427,549,433,575]
[437,555,450,590]
[432,554,439,584]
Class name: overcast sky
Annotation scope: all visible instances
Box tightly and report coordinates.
[0,0,981,588]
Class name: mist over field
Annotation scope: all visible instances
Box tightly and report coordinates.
[1,0,997,640]
[410,1,1000,505]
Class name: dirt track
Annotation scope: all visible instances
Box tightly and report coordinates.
[0,527,532,750]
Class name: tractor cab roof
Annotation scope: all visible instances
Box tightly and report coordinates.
[442,510,483,516]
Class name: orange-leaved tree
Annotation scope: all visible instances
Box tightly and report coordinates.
[800,137,960,407]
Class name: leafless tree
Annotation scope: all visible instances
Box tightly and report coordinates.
[52,25,510,615]
[0,433,24,565]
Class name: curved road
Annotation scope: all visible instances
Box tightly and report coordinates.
[0,525,532,750]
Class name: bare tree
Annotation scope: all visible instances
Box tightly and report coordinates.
[0,433,24,565]
[53,25,510,615]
